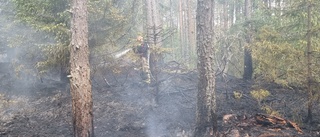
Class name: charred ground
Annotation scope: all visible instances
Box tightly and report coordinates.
[0,63,320,137]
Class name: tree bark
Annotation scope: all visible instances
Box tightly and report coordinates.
[223,1,228,30]
[243,0,253,80]
[146,0,163,103]
[235,0,241,22]
[231,0,235,25]
[70,0,93,136]
[187,0,196,63]
[179,0,185,59]
[306,2,313,123]
[169,0,175,59]
[194,0,217,136]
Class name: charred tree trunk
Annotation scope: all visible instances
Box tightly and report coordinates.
[243,0,253,80]
[70,0,93,136]
[306,3,313,123]
[194,0,217,136]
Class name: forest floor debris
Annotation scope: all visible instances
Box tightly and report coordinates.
[0,69,320,136]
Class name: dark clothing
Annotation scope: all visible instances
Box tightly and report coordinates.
[134,42,149,58]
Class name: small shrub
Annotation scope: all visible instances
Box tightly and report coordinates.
[250,89,270,106]
[261,105,281,116]
[233,91,243,100]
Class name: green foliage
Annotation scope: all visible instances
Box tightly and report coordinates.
[250,89,280,115]
[233,91,243,99]
[251,0,320,91]
[261,105,281,116]
[252,25,307,86]
[10,0,70,76]
[250,89,270,105]
[12,0,70,43]
[10,0,140,77]
[215,27,245,78]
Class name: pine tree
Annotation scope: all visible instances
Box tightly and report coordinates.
[70,0,93,136]
[194,0,217,136]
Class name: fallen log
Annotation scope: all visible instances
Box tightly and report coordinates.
[255,113,303,134]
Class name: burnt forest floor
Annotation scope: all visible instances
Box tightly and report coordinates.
[0,65,320,137]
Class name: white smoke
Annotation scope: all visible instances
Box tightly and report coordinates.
[146,113,167,137]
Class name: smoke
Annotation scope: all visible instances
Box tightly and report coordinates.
[0,1,58,96]
[146,112,167,137]
[113,65,196,137]
[144,95,186,137]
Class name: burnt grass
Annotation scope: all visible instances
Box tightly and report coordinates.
[0,65,320,136]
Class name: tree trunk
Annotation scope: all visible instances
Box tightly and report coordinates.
[185,0,190,63]
[70,0,93,136]
[169,0,175,60]
[231,0,235,25]
[179,0,185,59]
[235,0,241,22]
[187,0,196,65]
[146,0,163,103]
[194,0,217,136]
[223,1,228,30]
[306,2,313,123]
[243,0,253,80]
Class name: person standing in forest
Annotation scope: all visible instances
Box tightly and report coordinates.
[134,36,151,84]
